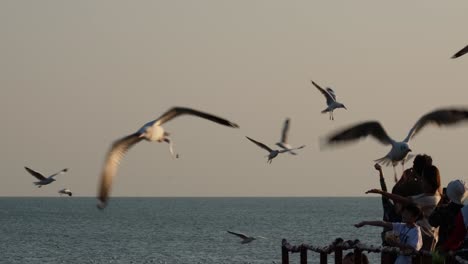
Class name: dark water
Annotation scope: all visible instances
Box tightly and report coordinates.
[0,197,384,264]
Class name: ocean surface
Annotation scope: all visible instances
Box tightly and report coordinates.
[0,197,385,264]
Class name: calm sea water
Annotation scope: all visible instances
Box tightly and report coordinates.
[0,197,385,264]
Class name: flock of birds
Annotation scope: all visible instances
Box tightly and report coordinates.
[23,44,468,243]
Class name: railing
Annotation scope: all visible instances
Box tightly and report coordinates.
[281,238,468,264]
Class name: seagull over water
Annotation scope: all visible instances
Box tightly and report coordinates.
[246,136,305,164]
[58,188,72,196]
[24,167,68,187]
[227,231,265,244]
[276,118,304,155]
[452,45,468,59]
[324,107,468,175]
[311,80,347,120]
[97,107,239,209]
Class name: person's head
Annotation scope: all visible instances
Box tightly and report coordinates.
[412,154,432,175]
[421,165,441,194]
[401,203,422,224]
[446,179,468,205]
[342,252,369,264]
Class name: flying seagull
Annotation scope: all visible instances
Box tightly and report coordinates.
[276,118,304,155]
[312,80,347,120]
[452,45,468,59]
[324,107,468,175]
[227,231,265,244]
[24,167,68,187]
[246,136,305,163]
[97,107,239,209]
[58,188,72,196]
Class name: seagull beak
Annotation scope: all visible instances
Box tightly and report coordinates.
[344,106,347,110]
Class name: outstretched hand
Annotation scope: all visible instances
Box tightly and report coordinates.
[374,163,382,171]
[365,189,382,194]
[354,222,365,228]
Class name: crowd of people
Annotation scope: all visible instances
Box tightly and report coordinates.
[354,154,468,264]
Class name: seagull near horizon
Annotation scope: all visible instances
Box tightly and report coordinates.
[311,80,347,120]
[58,188,72,196]
[227,231,266,244]
[24,167,68,187]
[246,136,305,164]
[324,107,468,175]
[97,107,239,209]
[276,118,304,155]
[452,45,468,59]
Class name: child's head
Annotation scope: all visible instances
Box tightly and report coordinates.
[401,203,421,224]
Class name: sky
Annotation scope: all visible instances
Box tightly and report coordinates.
[1,1,468,197]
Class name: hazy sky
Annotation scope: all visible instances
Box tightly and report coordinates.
[2,1,468,197]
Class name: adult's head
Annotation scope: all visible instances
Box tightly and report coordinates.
[421,165,441,194]
[413,154,433,175]
[446,179,468,205]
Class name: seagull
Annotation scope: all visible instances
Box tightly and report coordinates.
[246,136,305,163]
[276,118,304,155]
[58,188,72,196]
[97,107,239,209]
[24,167,68,187]
[451,45,468,59]
[324,107,468,176]
[227,231,265,244]
[311,80,347,120]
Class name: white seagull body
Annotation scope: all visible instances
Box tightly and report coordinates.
[324,107,468,174]
[58,188,72,196]
[24,167,68,187]
[227,231,265,244]
[275,118,304,155]
[452,45,468,59]
[97,107,239,209]
[312,80,347,120]
[246,136,304,163]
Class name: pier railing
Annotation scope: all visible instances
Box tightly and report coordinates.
[281,238,468,264]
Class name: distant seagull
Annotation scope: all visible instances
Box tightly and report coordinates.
[311,80,347,120]
[97,107,239,209]
[276,118,304,155]
[24,167,68,187]
[246,136,304,164]
[227,231,265,244]
[58,188,72,197]
[452,45,468,59]
[324,107,468,175]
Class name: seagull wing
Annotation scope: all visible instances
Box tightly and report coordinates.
[311,80,335,105]
[48,168,69,179]
[326,121,393,146]
[326,88,337,101]
[24,167,46,180]
[97,133,143,209]
[452,45,468,59]
[147,107,239,128]
[404,108,468,142]
[227,231,249,239]
[279,145,305,153]
[246,136,273,153]
[280,118,290,144]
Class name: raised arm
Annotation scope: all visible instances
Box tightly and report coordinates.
[354,220,392,229]
[375,163,387,192]
[366,189,412,204]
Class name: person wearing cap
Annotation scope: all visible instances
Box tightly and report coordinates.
[429,179,468,250]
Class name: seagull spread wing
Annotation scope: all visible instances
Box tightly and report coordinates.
[404,108,468,142]
[452,45,468,59]
[145,107,239,128]
[227,231,249,239]
[326,88,337,101]
[279,145,305,153]
[311,80,335,105]
[326,121,393,146]
[48,168,68,179]
[246,136,273,153]
[280,118,290,144]
[24,167,46,180]
[97,133,143,209]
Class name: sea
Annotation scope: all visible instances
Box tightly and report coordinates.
[0,197,385,264]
